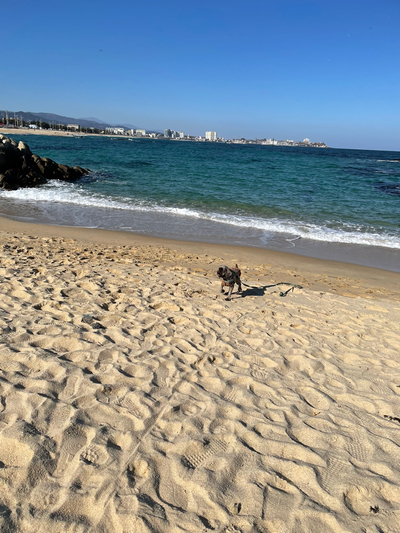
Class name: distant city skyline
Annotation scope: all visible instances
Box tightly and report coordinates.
[1,0,400,151]
[1,111,329,147]
[1,109,329,146]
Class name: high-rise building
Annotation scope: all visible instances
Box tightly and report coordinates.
[164,129,172,138]
[205,131,217,141]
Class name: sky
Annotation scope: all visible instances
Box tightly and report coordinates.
[1,0,400,150]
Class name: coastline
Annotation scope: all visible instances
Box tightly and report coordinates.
[0,127,90,137]
[0,126,123,139]
[2,129,400,274]
[1,214,400,531]
[1,215,400,299]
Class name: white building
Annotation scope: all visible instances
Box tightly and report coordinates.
[105,127,125,135]
[205,131,217,141]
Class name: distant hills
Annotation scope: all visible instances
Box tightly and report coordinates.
[0,110,136,131]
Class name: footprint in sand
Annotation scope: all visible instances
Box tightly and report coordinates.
[117,393,151,430]
[182,438,230,469]
[156,461,190,512]
[345,429,375,463]
[151,361,173,388]
[47,403,74,438]
[137,492,168,526]
[318,455,353,496]
[250,365,270,382]
[80,444,109,466]
[370,379,394,396]
[52,425,88,478]
[209,418,235,435]
[250,381,274,400]
[222,384,242,404]
[262,482,303,531]
[58,374,82,402]
[297,386,333,411]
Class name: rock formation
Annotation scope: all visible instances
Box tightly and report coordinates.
[0,134,89,190]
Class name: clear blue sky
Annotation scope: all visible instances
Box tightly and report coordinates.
[2,0,400,150]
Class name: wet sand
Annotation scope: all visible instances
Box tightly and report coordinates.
[1,216,400,532]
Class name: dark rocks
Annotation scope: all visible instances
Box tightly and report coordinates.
[0,134,90,190]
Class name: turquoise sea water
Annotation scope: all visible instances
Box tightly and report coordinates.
[1,134,400,270]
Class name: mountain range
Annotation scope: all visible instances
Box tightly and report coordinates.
[0,110,137,131]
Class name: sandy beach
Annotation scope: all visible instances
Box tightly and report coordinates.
[0,127,115,138]
[1,216,400,532]
[0,127,87,137]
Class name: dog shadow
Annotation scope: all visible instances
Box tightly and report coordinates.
[237,283,288,298]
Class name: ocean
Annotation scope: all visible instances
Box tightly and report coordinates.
[1,134,400,271]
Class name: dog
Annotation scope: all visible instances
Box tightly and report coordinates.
[217,264,242,300]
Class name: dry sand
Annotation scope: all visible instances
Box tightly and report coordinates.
[0,127,121,138]
[1,217,400,533]
[0,127,86,137]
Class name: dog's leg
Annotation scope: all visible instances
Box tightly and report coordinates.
[220,281,225,294]
[225,285,234,301]
[237,279,242,293]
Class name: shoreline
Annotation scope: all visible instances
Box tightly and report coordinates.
[1,215,400,300]
[1,127,93,137]
[2,201,400,274]
[2,128,400,275]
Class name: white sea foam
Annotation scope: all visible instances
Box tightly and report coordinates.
[195,212,400,249]
[1,182,400,250]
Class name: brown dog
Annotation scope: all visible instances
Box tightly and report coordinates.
[217,265,242,300]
